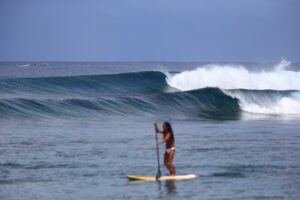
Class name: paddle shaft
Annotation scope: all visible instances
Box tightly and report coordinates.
[155,126,161,179]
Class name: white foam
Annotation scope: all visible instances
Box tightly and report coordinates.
[166,59,300,91]
[242,97,300,115]
[226,91,300,115]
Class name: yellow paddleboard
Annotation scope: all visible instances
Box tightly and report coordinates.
[127,174,198,181]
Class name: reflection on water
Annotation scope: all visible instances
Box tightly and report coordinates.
[165,181,176,194]
[157,180,177,197]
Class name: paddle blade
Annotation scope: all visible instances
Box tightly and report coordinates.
[156,170,161,180]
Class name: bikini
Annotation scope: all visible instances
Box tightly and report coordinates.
[165,147,175,154]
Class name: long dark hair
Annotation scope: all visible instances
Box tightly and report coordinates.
[163,121,175,142]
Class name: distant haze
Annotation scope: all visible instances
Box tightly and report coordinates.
[0,0,299,62]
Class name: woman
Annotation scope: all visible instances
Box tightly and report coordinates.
[155,122,176,176]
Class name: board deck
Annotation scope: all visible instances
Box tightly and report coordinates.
[127,174,198,181]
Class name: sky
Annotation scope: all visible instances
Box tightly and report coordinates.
[0,0,299,62]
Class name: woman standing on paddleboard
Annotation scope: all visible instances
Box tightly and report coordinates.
[155,122,176,176]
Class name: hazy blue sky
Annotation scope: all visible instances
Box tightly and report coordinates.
[0,0,299,62]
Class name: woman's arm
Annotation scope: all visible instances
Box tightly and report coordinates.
[157,132,171,145]
[154,123,164,134]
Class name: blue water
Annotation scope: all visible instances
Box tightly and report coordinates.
[1,62,300,200]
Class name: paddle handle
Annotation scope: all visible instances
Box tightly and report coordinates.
[154,124,161,180]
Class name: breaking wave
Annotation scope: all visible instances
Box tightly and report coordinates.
[1,60,300,119]
[166,60,300,116]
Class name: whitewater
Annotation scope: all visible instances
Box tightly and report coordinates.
[166,60,300,115]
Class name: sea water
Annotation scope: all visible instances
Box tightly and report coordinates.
[0,61,300,199]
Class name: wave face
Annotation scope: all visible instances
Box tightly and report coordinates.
[0,87,240,119]
[1,60,300,119]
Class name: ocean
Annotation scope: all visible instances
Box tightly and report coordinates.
[0,61,300,200]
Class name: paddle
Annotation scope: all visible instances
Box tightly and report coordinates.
[154,123,161,180]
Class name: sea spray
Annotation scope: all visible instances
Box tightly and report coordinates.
[166,60,300,90]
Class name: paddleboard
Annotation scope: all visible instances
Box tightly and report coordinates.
[127,174,198,181]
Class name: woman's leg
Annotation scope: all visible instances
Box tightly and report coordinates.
[168,150,176,176]
[164,152,171,174]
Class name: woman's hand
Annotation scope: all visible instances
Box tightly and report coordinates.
[157,140,165,145]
